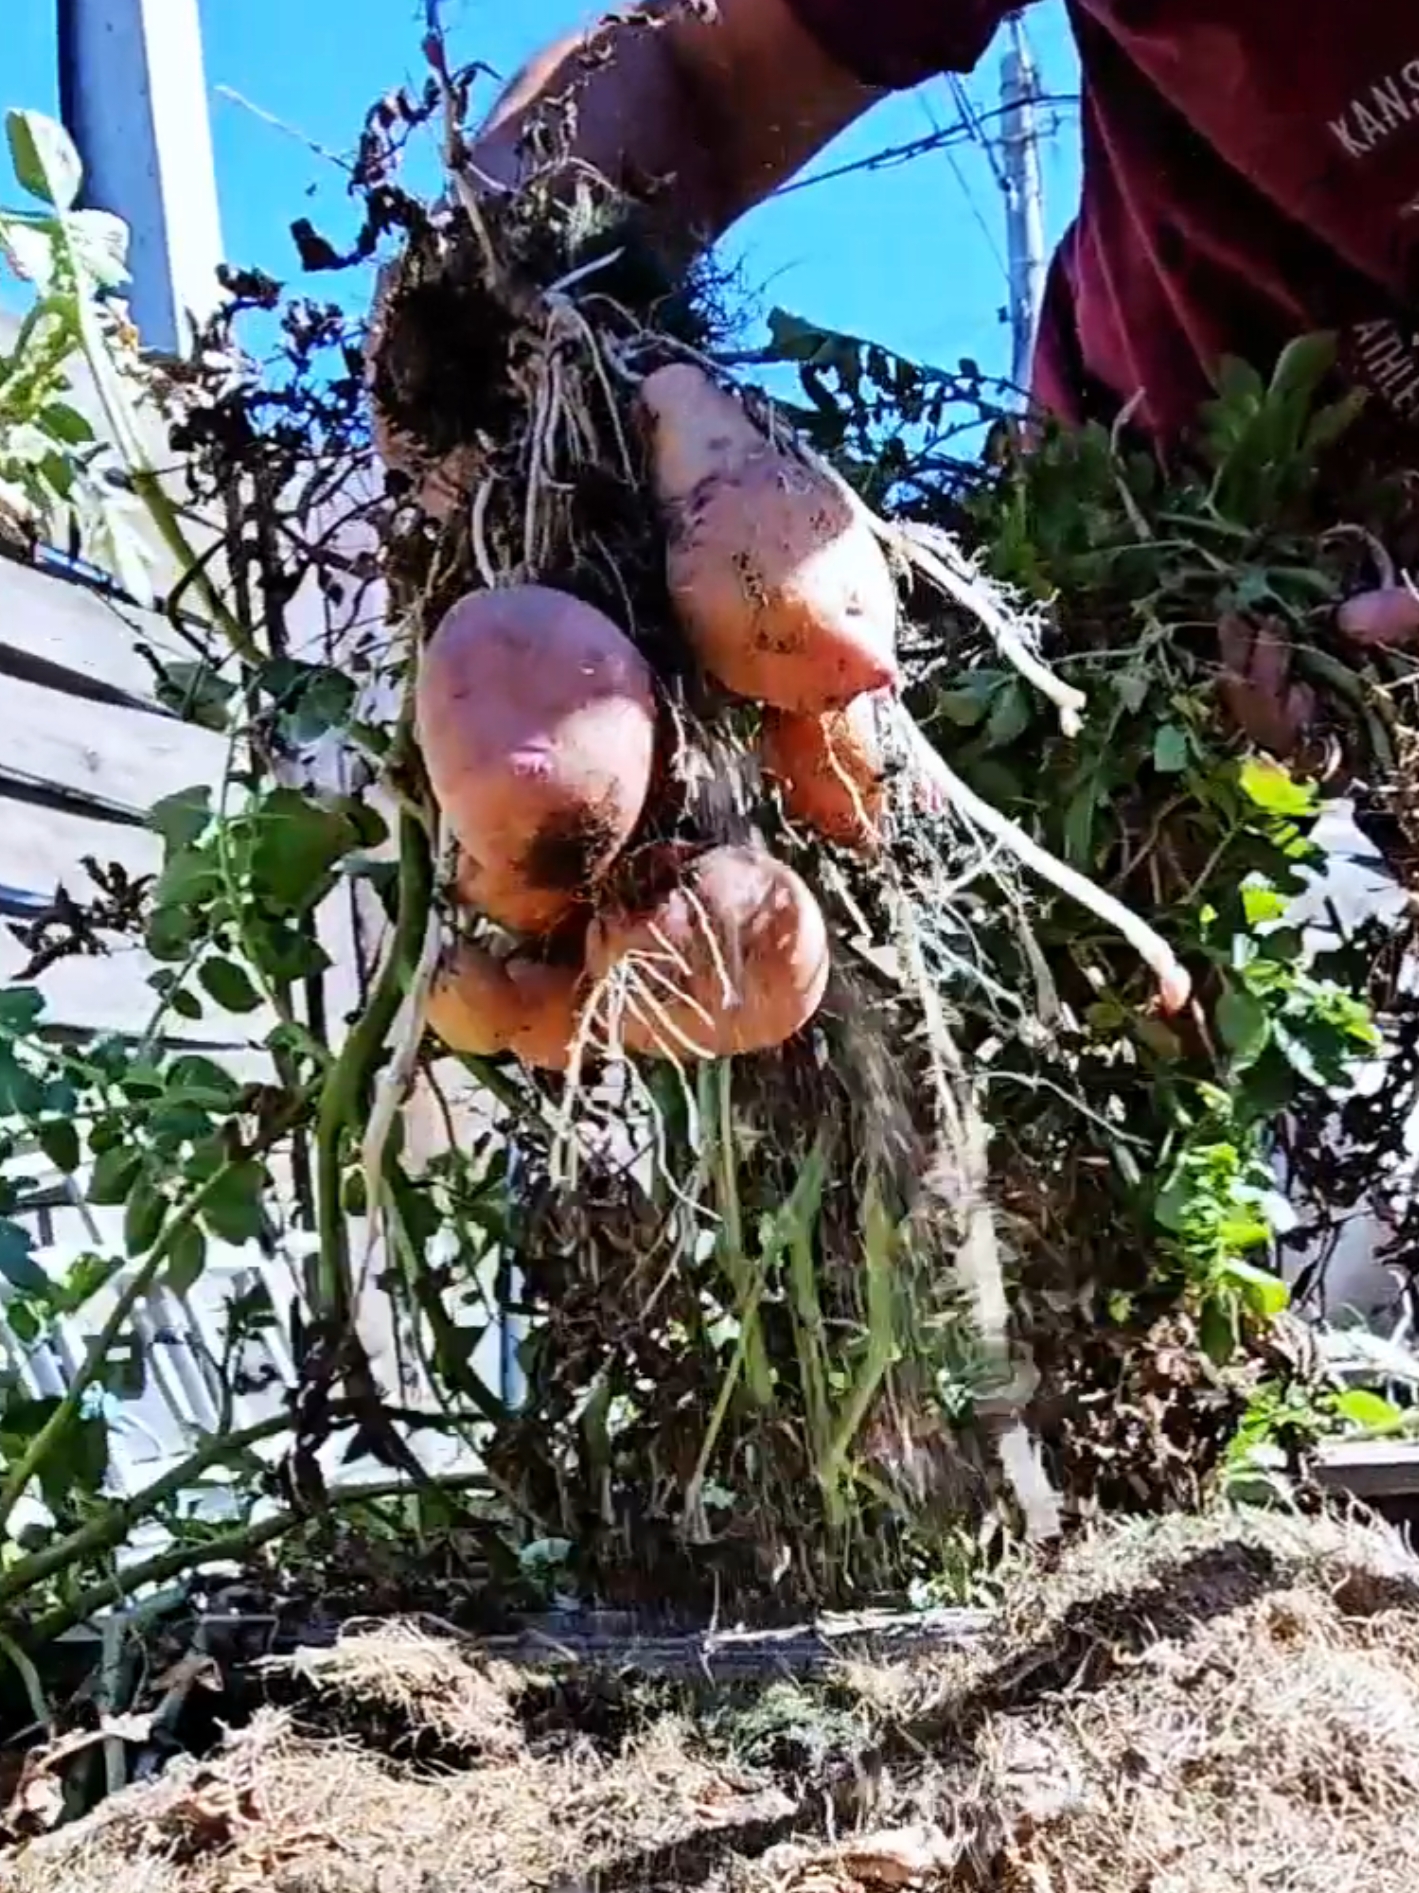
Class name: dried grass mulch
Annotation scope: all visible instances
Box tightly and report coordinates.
[8,1506,1419,1893]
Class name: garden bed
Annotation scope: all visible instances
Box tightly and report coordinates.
[7,1506,1418,1893]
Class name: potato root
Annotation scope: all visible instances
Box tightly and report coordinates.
[417,585,657,935]
[587,843,830,1058]
[426,939,584,1072]
[639,364,899,712]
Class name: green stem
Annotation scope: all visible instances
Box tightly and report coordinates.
[313,809,434,1322]
[0,1409,307,1606]
[0,1158,251,1542]
[19,1470,490,1652]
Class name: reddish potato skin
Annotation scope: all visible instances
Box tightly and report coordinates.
[1337,585,1419,649]
[640,365,899,714]
[418,586,657,935]
[426,941,584,1072]
[761,697,888,852]
[587,843,830,1059]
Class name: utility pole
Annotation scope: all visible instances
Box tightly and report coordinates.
[56,0,225,353]
[999,11,1047,396]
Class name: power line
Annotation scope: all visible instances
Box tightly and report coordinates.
[919,85,1009,289]
[772,92,1077,198]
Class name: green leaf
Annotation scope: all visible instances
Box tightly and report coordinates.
[0,1221,45,1294]
[199,958,263,1015]
[170,989,204,1022]
[165,1056,243,1111]
[200,1159,266,1247]
[148,786,213,854]
[1331,1388,1405,1436]
[164,1223,207,1297]
[37,402,94,445]
[1152,723,1190,774]
[1064,778,1102,866]
[1217,988,1271,1065]
[152,843,220,910]
[0,989,45,1038]
[5,111,83,211]
[1199,1294,1238,1367]
[1241,884,1290,927]
[124,1174,167,1257]
[65,207,130,289]
[984,680,1031,750]
[248,789,356,911]
[1267,330,1336,405]
[1238,758,1317,819]
[89,1144,143,1207]
[38,1119,80,1175]
[1219,1258,1289,1320]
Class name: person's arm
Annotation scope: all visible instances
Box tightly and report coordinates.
[473,0,881,249]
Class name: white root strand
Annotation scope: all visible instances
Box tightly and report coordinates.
[891,520,1087,738]
[893,706,1191,1014]
[798,443,1088,737]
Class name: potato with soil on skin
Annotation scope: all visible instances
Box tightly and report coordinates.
[587,843,830,1059]
[417,585,658,936]
[761,694,890,852]
[639,363,900,713]
[426,938,585,1072]
[761,693,952,851]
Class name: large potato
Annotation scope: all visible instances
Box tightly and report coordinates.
[587,843,830,1059]
[640,364,900,713]
[418,585,658,934]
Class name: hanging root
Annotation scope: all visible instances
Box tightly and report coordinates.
[891,704,1192,1014]
[796,442,1088,737]
[896,899,1061,1544]
[888,519,1087,738]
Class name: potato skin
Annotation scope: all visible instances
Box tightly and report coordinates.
[761,696,887,852]
[640,365,899,713]
[1337,585,1419,648]
[587,843,830,1059]
[426,940,583,1072]
[418,586,657,935]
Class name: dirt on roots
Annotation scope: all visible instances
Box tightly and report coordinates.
[8,1507,1419,1893]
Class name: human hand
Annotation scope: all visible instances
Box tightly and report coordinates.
[1216,612,1317,758]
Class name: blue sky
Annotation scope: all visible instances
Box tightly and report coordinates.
[6,0,1082,377]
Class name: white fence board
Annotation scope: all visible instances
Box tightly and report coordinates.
[0,670,223,816]
[0,797,159,904]
[0,554,183,705]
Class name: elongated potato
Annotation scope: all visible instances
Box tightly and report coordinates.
[426,940,584,1072]
[587,843,830,1059]
[418,586,657,935]
[640,364,899,713]
[761,695,889,851]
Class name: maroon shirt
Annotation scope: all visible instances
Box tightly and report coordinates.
[784,0,1419,442]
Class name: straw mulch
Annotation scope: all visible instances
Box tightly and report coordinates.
[8,1507,1419,1893]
